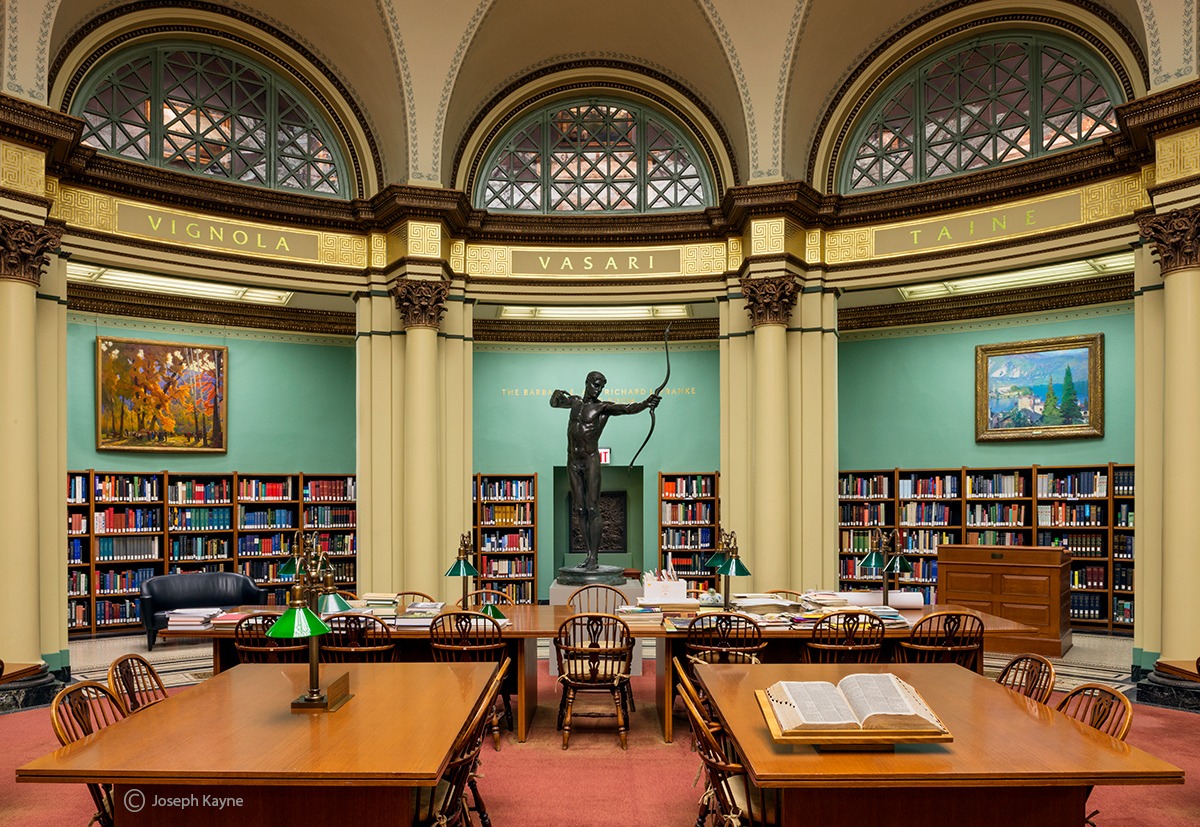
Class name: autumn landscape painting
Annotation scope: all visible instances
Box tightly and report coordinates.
[96,337,227,452]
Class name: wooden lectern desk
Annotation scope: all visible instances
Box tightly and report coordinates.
[937,544,1071,657]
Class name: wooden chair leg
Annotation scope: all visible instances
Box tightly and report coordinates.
[614,686,628,750]
[501,691,513,730]
[490,707,501,751]
[468,768,491,827]
[562,686,575,750]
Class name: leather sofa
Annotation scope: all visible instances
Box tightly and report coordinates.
[140,571,267,650]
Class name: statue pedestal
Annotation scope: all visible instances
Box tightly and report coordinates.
[548,577,645,676]
[555,563,627,586]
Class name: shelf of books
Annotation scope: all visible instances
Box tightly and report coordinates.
[659,472,720,591]
[472,473,537,604]
[66,470,356,635]
[837,462,1134,634]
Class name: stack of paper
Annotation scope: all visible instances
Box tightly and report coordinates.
[616,605,664,627]
[391,601,446,626]
[166,607,221,630]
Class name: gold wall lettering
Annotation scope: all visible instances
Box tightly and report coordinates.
[1156,126,1200,184]
[115,202,320,261]
[873,193,1082,257]
[0,141,44,196]
[508,248,683,276]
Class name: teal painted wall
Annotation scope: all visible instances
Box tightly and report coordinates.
[67,319,355,473]
[838,308,1134,470]
[473,345,720,599]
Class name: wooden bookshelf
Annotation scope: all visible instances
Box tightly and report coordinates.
[66,470,357,635]
[837,463,1134,634]
[658,472,720,591]
[472,473,537,604]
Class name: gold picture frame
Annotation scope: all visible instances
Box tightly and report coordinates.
[975,333,1103,442]
[96,336,228,452]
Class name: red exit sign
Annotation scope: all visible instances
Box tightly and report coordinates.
[599,447,611,464]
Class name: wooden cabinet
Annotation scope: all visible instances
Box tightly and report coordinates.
[472,473,538,604]
[658,472,720,590]
[937,544,1072,657]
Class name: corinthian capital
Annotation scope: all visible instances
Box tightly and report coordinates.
[741,274,798,326]
[393,277,449,329]
[1139,207,1200,275]
[0,218,62,286]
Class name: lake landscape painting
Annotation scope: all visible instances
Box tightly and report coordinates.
[96,336,228,452]
[975,333,1104,442]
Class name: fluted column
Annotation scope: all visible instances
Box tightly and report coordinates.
[1132,242,1164,674]
[0,218,61,663]
[1139,208,1200,660]
[720,291,754,582]
[354,285,405,593]
[37,252,69,671]
[395,277,448,597]
[742,274,797,590]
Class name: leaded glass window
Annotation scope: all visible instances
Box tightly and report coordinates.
[842,34,1122,193]
[74,45,346,198]
[478,98,712,213]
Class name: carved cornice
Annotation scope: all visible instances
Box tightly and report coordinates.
[67,283,354,335]
[0,218,62,286]
[1138,207,1200,275]
[741,274,798,326]
[838,274,1132,331]
[473,318,715,343]
[1117,79,1200,139]
[393,278,449,329]
[0,94,82,164]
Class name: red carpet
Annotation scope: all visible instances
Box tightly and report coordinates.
[2,667,1196,826]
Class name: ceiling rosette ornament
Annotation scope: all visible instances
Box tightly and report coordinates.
[0,218,62,286]
[393,278,450,329]
[1138,207,1200,276]
[741,274,798,326]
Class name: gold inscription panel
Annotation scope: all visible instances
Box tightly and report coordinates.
[509,248,683,277]
[116,202,320,260]
[874,193,1082,256]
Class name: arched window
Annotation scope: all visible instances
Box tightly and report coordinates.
[841,34,1124,193]
[477,98,714,213]
[73,44,348,198]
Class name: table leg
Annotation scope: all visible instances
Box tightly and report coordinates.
[514,636,537,742]
[655,638,676,743]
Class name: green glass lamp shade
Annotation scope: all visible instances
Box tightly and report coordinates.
[716,557,751,577]
[479,603,506,620]
[267,606,330,639]
[445,558,480,578]
[703,551,726,568]
[859,550,885,569]
[883,554,913,574]
[317,591,353,614]
[278,557,298,578]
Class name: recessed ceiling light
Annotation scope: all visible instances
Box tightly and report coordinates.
[897,252,1134,301]
[498,305,691,320]
[66,263,293,306]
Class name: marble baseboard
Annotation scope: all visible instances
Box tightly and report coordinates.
[1135,671,1200,711]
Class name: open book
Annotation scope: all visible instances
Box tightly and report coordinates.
[763,673,946,734]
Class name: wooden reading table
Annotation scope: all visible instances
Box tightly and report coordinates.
[17,661,496,827]
[161,603,1034,744]
[694,662,1183,827]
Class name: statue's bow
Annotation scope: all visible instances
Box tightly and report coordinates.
[628,322,672,470]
